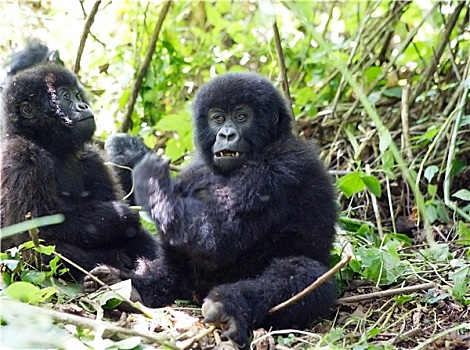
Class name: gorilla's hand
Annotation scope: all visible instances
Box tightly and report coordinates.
[83,265,143,310]
[133,154,172,208]
[202,298,249,347]
[82,265,123,293]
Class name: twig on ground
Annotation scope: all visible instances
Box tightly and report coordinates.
[390,327,421,345]
[269,254,352,314]
[119,1,172,133]
[73,0,101,75]
[336,282,435,304]
[176,325,216,350]
[54,251,153,317]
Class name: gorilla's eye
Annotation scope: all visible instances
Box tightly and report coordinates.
[76,92,82,101]
[61,91,71,100]
[235,113,247,122]
[213,114,225,124]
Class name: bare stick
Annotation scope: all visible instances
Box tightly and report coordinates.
[269,254,352,314]
[401,84,413,161]
[176,325,216,350]
[119,1,172,133]
[412,1,465,102]
[73,0,101,75]
[272,21,294,120]
[336,282,435,304]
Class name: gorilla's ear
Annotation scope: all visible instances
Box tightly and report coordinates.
[20,102,34,119]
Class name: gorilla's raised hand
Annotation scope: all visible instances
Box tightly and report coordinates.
[133,154,175,232]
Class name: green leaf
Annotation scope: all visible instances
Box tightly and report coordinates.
[452,189,470,201]
[20,270,47,284]
[383,87,402,98]
[362,175,382,197]
[338,172,365,198]
[457,221,470,246]
[424,165,439,182]
[87,279,133,309]
[450,266,469,299]
[427,184,437,196]
[34,245,55,255]
[379,132,391,153]
[0,214,65,240]
[6,282,55,305]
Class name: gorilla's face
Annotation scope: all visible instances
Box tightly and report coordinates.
[208,104,253,173]
[9,65,97,148]
[192,72,293,175]
[56,86,95,142]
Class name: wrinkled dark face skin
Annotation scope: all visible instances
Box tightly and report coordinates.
[55,85,95,141]
[209,104,253,173]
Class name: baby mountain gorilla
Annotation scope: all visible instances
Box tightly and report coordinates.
[0,64,157,279]
[84,73,337,346]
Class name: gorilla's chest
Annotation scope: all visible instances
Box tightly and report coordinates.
[56,156,87,205]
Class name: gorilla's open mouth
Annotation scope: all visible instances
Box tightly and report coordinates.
[215,150,243,158]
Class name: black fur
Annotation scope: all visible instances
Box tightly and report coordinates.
[84,72,337,346]
[105,134,152,205]
[0,63,157,279]
[5,42,63,77]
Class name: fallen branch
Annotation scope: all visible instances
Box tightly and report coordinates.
[176,325,216,350]
[269,254,352,314]
[336,282,435,304]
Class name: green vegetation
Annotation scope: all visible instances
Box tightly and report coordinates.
[1,1,469,349]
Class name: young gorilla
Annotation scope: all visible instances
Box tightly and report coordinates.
[5,42,63,77]
[84,72,337,346]
[0,64,158,279]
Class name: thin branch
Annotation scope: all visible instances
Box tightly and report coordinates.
[269,254,351,314]
[443,58,470,221]
[176,325,216,350]
[336,282,435,304]
[412,1,465,102]
[73,0,101,75]
[272,21,294,120]
[119,1,172,133]
[401,84,413,161]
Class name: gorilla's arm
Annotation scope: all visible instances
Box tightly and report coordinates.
[133,150,304,266]
[1,137,142,249]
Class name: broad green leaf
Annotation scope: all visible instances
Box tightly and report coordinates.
[450,266,469,299]
[361,175,382,197]
[424,165,439,182]
[338,172,365,198]
[20,270,47,284]
[383,87,402,98]
[457,221,470,246]
[452,189,470,201]
[6,282,55,304]
[427,184,437,196]
[34,245,55,255]
[87,279,133,309]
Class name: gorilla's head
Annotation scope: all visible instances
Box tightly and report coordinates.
[192,72,293,174]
